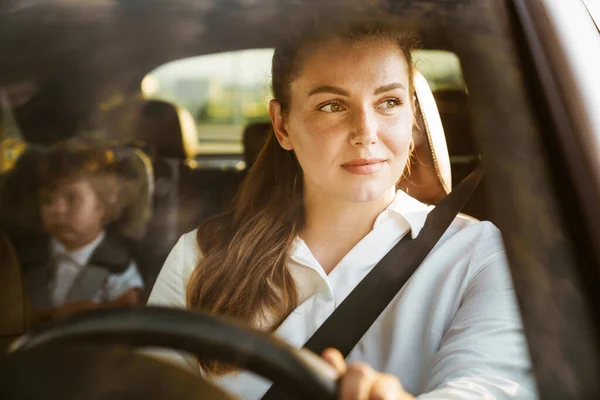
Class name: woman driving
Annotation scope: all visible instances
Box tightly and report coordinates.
[148,20,537,400]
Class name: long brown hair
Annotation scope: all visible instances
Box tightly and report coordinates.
[187,19,420,375]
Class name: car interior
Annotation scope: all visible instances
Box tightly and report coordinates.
[0,65,470,400]
[1,0,600,398]
[0,64,485,296]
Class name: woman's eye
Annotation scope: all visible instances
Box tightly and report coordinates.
[319,102,345,113]
[377,99,401,109]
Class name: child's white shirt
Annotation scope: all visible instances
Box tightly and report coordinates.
[50,231,144,306]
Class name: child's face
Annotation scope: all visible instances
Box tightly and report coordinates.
[40,178,106,251]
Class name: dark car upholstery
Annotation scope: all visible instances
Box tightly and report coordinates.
[0,231,29,353]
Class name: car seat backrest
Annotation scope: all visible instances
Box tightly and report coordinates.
[0,146,45,232]
[111,145,155,240]
[135,100,200,160]
[432,89,476,157]
[242,71,453,205]
[432,88,480,185]
[104,100,195,288]
[0,230,29,351]
[432,88,491,222]
[242,122,271,169]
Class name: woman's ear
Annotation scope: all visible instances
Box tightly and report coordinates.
[269,100,293,151]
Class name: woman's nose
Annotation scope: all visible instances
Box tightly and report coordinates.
[349,108,378,146]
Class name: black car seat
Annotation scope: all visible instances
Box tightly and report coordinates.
[0,146,44,231]
[104,99,204,289]
[103,98,203,288]
[135,99,201,236]
[432,89,478,183]
[0,230,29,352]
[0,141,155,305]
[433,88,491,221]
[242,122,271,170]
[0,145,48,270]
[105,142,157,290]
[134,100,200,161]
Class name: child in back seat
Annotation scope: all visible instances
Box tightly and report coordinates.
[23,142,144,323]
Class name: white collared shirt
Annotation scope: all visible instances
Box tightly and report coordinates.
[50,231,144,306]
[147,191,538,399]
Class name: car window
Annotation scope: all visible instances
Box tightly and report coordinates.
[142,49,466,155]
[4,1,600,397]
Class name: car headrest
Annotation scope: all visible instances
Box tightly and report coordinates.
[134,100,200,160]
[242,72,452,204]
[397,71,452,204]
[112,146,154,240]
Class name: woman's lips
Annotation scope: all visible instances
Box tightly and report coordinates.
[341,158,386,175]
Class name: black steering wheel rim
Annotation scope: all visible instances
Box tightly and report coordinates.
[8,306,338,400]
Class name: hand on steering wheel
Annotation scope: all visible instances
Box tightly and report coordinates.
[322,348,414,400]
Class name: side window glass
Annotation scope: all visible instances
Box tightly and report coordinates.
[142,49,274,155]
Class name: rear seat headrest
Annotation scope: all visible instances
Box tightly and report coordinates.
[111,146,154,240]
[134,100,200,160]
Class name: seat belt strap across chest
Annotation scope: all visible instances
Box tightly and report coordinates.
[261,165,484,399]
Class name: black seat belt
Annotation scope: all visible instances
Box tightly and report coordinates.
[262,165,484,399]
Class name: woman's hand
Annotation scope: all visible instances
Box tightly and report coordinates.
[322,348,415,400]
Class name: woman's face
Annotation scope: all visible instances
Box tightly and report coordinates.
[270,38,414,203]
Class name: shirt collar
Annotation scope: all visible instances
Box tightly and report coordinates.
[290,190,432,264]
[385,190,433,239]
[51,231,106,266]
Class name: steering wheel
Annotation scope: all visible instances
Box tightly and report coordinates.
[0,307,339,400]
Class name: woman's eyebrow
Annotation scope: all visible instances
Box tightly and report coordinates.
[308,83,406,97]
[374,82,407,95]
[308,85,349,97]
